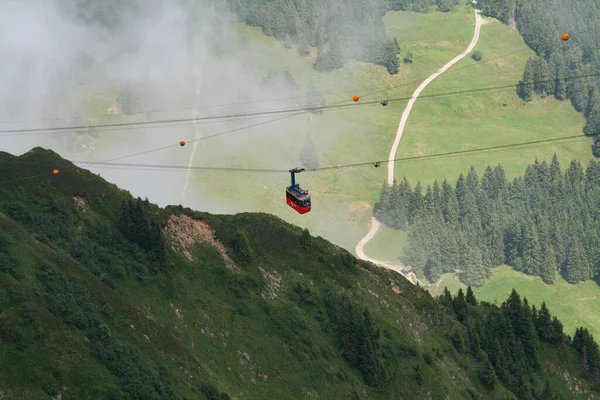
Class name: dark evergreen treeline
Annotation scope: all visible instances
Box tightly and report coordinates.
[477,0,600,156]
[374,155,600,286]
[572,327,600,382]
[440,287,600,397]
[224,0,458,75]
[118,197,168,266]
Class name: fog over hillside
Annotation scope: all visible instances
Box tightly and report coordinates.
[0,0,317,210]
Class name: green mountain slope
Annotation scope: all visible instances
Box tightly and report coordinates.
[0,148,599,399]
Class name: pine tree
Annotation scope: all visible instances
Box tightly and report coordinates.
[394,178,412,228]
[441,179,459,225]
[466,286,478,306]
[408,182,425,222]
[233,229,254,265]
[540,58,554,96]
[584,101,600,136]
[328,32,344,69]
[520,298,540,371]
[521,223,542,276]
[550,316,565,345]
[463,246,487,286]
[585,87,600,118]
[383,41,399,75]
[467,322,482,356]
[518,58,535,102]
[440,232,460,271]
[451,326,467,353]
[373,181,392,222]
[539,242,556,284]
[569,68,589,113]
[585,159,600,186]
[440,287,453,307]
[424,256,442,283]
[564,243,587,283]
[296,31,310,56]
[479,351,498,390]
[118,199,133,241]
[392,37,400,55]
[535,302,552,342]
[490,338,510,383]
[314,33,344,72]
[554,62,568,100]
[453,289,469,324]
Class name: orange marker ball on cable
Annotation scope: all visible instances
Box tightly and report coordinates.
[180,140,186,146]
[562,33,570,41]
[353,95,360,102]
[53,169,59,175]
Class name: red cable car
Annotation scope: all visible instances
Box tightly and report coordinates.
[286,167,311,214]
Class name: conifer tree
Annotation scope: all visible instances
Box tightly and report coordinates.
[466,286,477,306]
[441,179,459,225]
[584,101,600,136]
[453,289,468,325]
[521,223,542,276]
[554,64,568,100]
[535,302,552,341]
[296,31,310,56]
[479,351,498,390]
[564,243,587,283]
[408,182,425,222]
[539,243,556,284]
[440,232,460,271]
[463,246,487,286]
[518,58,535,102]
[440,287,453,307]
[451,326,467,353]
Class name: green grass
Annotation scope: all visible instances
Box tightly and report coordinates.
[395,18,591,187]
[429,266,600,339]
[363,223,409,264]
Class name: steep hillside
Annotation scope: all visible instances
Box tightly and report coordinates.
[0,148,599,399]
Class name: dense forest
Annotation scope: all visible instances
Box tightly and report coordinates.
[224,0,460,74]
[477,0,600,156]
[374,155,600,286]
[439,286,600,397]
[2,147,600,398]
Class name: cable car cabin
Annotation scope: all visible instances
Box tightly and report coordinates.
[286,167,311,214]
[286,185,311,214]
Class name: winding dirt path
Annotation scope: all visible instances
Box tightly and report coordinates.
[355,8,483,284]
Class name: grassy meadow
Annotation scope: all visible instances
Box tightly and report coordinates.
[428,266,600,340]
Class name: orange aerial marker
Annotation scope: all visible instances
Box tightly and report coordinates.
[562,33,570,41]
[53,169,59,175]
[353,95,360,102]
[180,140,186,146]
